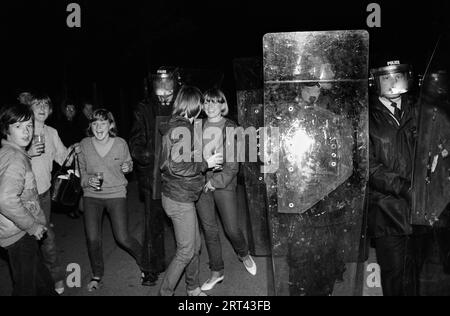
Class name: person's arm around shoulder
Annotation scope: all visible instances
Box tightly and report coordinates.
[168,131,222,177]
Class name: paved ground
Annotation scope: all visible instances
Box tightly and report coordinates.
[6,180,448,296]
[0,181,270,296]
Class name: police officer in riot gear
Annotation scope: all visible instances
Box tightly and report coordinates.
[368,60,417,296]
[129,66,181,286]
[153,67,180,112]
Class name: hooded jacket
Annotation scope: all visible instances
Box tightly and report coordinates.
[0,140,46,248]
[159,116,208,202]
[368,95,416,238]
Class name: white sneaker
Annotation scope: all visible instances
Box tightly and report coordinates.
[242,255,257,276]
[201,275,225,291]
[55,280,65,295]
[187,287,209,296]
[55,287,64,295]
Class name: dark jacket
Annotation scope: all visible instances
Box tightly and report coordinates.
[205,118,239,191]
[129,99,156,193]
[368,95,416,238]
[160,116,208,202]
[77,114,91,138]
[55,117,84,147]
[129,96,176,195]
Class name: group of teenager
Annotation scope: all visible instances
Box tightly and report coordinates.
[0,94,141,295]
[4,55,445,297]
[0,73,257,296]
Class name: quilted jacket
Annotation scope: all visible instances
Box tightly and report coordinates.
[0,140,46,248]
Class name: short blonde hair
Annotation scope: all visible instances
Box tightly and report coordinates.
[88,108,118,137]
[203,88,229,116]
[172,85,203,118]
[30,93,53,116]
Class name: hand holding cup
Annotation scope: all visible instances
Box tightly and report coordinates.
[29,135,45,157]
[206,152,223,169]
[89,172,104,191]
[34,134,45,153]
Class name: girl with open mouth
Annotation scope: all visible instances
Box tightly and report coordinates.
[78,109,149,292]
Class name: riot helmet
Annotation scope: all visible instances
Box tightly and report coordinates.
[151,66,181,106]
[370,60,413,99]
[294,54,335,105]
[294,54,335,87]
[422,69,449,100]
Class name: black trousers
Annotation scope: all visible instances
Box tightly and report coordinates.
[375,235,417,296]
[5,235,57,296]
[141,192,166,274]
[83,197,144,278]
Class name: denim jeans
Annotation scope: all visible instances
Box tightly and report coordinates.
[83,197,143,278]
[141,191,166,274]
[196,189,248,272]
[159,194,201,296]
[39,190,65,283]
[5,235,57,296]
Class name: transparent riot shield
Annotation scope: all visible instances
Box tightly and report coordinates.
[263,30,369,296]
[412,32,450,296]
[413,32,450,226]
[233,58,271,257]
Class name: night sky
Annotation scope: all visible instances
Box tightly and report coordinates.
[1,0,449,135]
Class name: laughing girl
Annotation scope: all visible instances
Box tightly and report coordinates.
[78,109,149,292]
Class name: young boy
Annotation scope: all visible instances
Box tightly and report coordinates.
[27,93,72,295]
[0,103,57,296]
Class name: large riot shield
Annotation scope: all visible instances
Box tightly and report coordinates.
[413,32,450,226]
[413,98,450,226]
[263,30,369,296]
[411,33,450,296]
[233,58,271,257]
